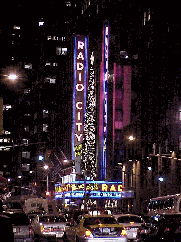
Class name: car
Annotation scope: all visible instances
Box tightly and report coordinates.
[144,213,181,242]
[64,213,127,242]
[32,213,68,241]
[113,214,146,242]
[3,210,34,242]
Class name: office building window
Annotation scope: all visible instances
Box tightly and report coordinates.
[56,47,61,55]
[43,110,49,118]
[22,139,29,145]
[34,125,37,134]
[24,88,31,94]
[24,63,32,69]
[22,151,30,158]
[43,124,48,132]
[13,25,20,30]
[39,20,44,26]
[65,1,71,7]
[24,126,29,132]
[179,135,181,150]
[50,78,56,84]
[62,48,67,55]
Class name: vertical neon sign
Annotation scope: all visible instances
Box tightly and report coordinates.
[100,24,109,180]
[72,36,88,166]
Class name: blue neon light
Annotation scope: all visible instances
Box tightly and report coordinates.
[62,180,123,184]
[72,37,77,161]
[55,190,134,200]
[101,23,109,180]
[84,37,88,127]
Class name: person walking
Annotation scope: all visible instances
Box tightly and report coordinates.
[0,199,14,242]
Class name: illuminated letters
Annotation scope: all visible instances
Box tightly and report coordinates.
[74,36,87,150]
[110,185,116,192]
[102,184,108,191]
[118,185,123,192]
[76,84,84,92]
[76,123,82,131]
[78,41,84,49]
[77,52,84,60]
[77,63,84,71]
[76,102,83,110]
[75,133,83,141]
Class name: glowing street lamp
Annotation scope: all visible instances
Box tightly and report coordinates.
[43,165,49,196]
[8,74,18,81]
[129,135,134,141]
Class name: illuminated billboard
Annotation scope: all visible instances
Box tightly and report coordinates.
[72,36,88,168]
[55,180,134,199]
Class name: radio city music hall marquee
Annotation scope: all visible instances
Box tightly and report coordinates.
[73,36,88,149]
[55,181,134,199]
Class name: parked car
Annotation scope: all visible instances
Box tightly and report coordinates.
[113,214,147,242]
[64,213,127,242]
[32,213,68,241]
[144,213,181,242]
[3,210,34,242]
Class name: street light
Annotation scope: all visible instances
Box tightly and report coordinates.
[129,135,134,141]
[43,165,49,196]
[8,74,18,81]
[158,176,164,196]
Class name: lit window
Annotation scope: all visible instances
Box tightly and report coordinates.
[22,151,30,158]
[11,57,14,61]
[43,124,48,132]
[53,63,58,67]
[179,111,181,120]
[24,114,31,116]
[50,78,56,84]
[62,48,67,55]
[61,37,66,41]
[0,139,3,142]
[4,131,11,135]
[43,110,49,118]
[144,11,146,25]
[47,36,51,40]
[12,41,14,45]
[148,8,150,21]
[24,63,32,69]
[179,135,181,150]
[24,89,31,94]
[53,36,58,40]
[45,62,51,66]
[34,125,37,134]
[39,20,44,26]
[22,139,29,145]
[65,1,71,7]
[3,105,12,110]
[56,47,61,55]
[13,25,20,30]
[24,126,29,132]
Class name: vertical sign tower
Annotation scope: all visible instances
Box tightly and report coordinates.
[72,36,88,177]
[99,23,109,180]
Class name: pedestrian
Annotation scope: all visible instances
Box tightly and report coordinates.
[0,199,14,242]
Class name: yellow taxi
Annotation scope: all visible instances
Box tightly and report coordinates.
[64,212,127,242]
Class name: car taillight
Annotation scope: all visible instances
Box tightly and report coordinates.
[121,228,127,237]
[40,225,44,233]
[164,227,170,233]
[85,230,93,238]
[29,226,34,236]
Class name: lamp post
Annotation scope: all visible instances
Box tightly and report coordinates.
[158,176,164,196]
[44,165,49,196]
